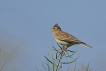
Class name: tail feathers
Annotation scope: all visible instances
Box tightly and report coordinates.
[80,42,92,48]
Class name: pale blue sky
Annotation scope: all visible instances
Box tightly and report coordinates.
[0,0,106,71]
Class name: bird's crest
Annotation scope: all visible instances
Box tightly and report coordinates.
[53,23,61,30]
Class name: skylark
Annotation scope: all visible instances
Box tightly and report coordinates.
[51,24,92,54]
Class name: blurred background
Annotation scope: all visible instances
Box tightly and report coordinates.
[0,0,106,71]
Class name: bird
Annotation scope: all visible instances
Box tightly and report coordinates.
[51,23,92,54]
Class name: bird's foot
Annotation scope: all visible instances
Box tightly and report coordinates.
[60,47,68,55]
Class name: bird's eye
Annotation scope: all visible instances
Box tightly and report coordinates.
[53,27,56,29]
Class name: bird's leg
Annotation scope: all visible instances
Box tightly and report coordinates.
[60,46,68,55]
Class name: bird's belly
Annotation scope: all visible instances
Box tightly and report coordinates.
[55,39,69,46]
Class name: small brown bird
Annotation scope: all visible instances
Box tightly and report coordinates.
[51,24,92,54]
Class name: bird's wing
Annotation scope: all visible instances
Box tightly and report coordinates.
[55,31,92,48]
[56,31,81,43]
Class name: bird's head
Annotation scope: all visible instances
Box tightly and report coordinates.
[51,23,61,32]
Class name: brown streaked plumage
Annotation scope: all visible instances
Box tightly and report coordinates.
[51,23,92,53]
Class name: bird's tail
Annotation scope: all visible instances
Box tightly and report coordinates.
[80,42,92,48]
